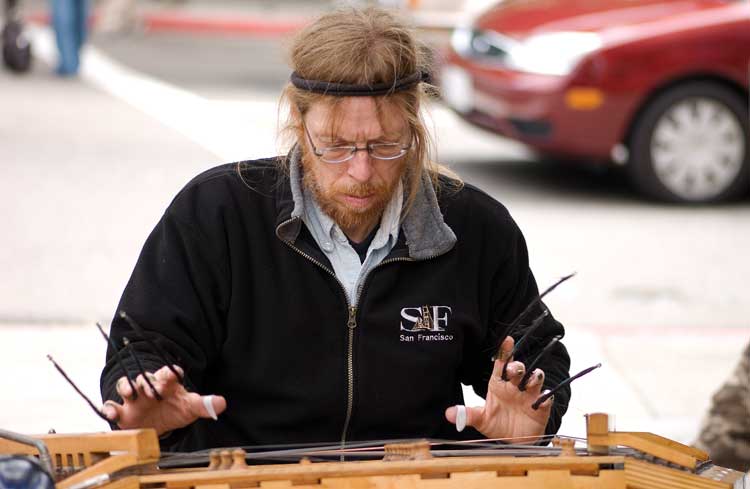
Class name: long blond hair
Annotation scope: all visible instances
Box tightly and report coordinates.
[277,6,461,212]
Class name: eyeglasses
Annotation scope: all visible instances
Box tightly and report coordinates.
[303,123,411,164]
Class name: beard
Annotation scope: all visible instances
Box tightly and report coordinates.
[301,150,403,235]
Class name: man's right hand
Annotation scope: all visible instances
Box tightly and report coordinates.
[101,365,227,436]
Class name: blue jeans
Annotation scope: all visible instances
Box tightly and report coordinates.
[50,0,88,75]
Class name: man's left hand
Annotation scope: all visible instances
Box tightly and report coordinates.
[444,336,553,441]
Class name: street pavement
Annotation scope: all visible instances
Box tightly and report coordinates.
[1,1,749,449]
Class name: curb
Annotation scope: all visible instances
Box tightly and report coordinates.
[26,10,309,37]
[140,12,307,36]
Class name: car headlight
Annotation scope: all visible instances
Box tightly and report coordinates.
[451,27,602,77]
[506,31,602,76]
[451,26,517,61]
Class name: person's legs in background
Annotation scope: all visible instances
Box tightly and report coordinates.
[51,0,87,75]
[73,0,88,58]
[51,0,78,75]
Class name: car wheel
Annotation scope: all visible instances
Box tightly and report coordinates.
[628,82,749,203]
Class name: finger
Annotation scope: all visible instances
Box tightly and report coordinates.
[189,394,227,421]
[149,367,172,396]
[444,405,483,432]
[498,360,526,387]
[154,364,185,384]
[101,400,123,424]
[498,336,514,362]
[135,373,160,400]
[133,374,147,398]
[493,336,515,380]
[533,389,555,412]
[523,369,545,393]
[145,371,162,399]
[152,362,185,383]
[154,365,172,382]
[115,376,134,400]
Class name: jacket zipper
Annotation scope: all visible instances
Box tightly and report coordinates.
[337,256,414,453]
[340,304,358,459]
[278,217,447,456]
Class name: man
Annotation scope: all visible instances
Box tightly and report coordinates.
[100,7,571,451]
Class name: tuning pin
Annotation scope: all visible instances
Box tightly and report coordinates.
[231,449,248,470]
[208,450,221,470]
[219,450,233,470]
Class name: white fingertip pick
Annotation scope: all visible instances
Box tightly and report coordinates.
[203,395,218,420]
[456,404,466,432]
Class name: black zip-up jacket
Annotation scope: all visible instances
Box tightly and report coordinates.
[100,154,571,451]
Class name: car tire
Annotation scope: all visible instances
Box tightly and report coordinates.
[627,82,749,203]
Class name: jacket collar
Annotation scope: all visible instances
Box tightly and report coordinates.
[275,146,456,260]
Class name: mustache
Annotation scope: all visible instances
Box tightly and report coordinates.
[335,182,387,198]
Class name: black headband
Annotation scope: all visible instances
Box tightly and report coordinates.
[290,71,429,96]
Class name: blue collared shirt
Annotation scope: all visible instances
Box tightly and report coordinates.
[302,182,403,305]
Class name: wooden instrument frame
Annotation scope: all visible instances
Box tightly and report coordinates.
[0,413,746,489]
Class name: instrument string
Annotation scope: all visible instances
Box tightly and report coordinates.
[157,434,586,468]
[161,435,560,458]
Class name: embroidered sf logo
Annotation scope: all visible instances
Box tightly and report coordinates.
[400,305,452,332]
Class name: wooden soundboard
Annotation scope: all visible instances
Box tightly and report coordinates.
[1,414,747,489]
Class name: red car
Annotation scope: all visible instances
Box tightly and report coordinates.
[439,0,750,203]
